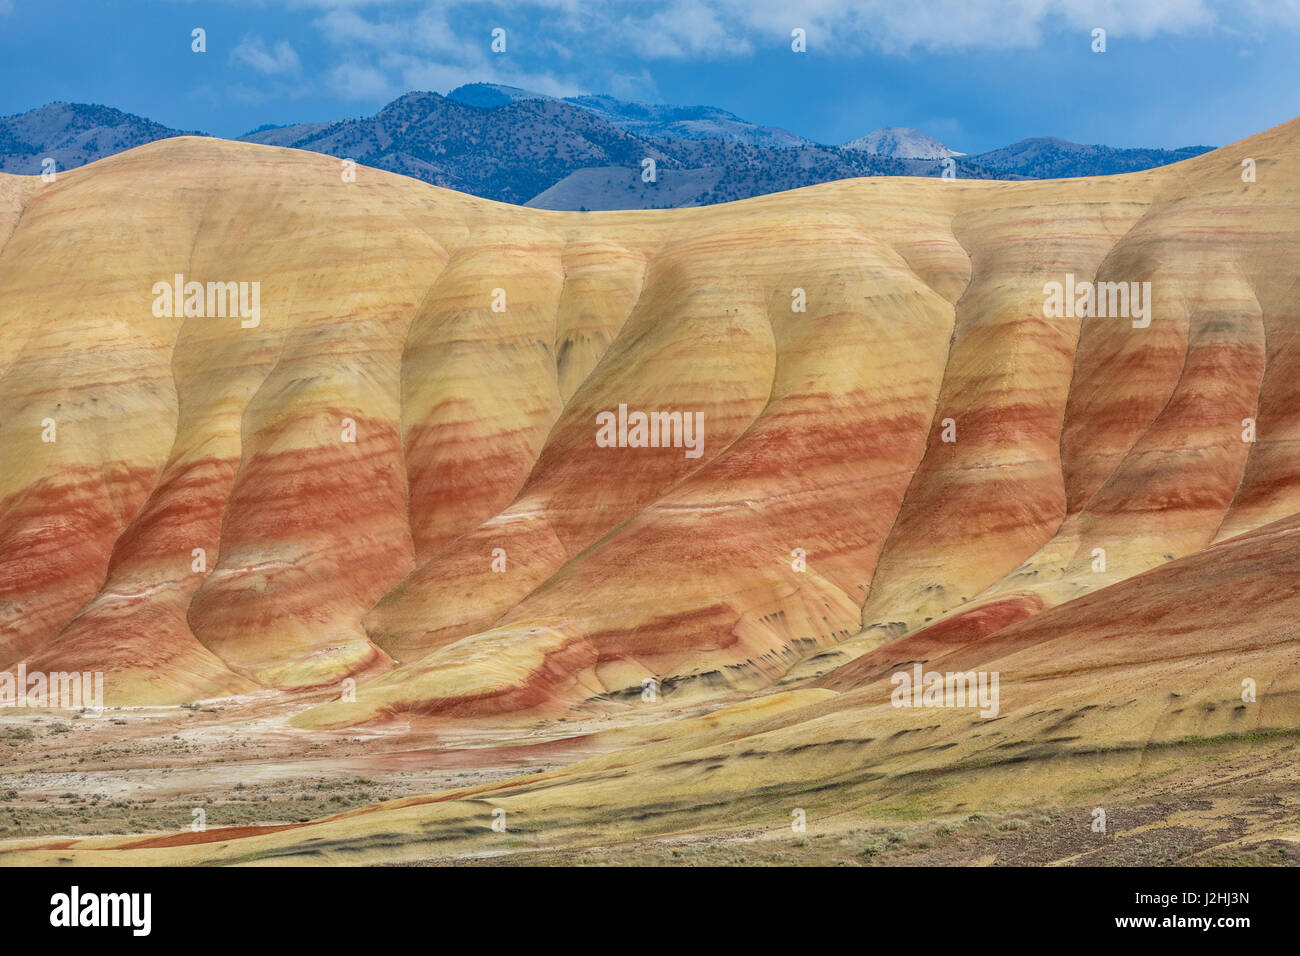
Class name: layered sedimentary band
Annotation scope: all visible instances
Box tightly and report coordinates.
[0,117,1297,722]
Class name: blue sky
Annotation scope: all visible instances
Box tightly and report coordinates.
[1,1,1298,151]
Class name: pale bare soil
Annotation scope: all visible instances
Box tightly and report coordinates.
[3,691,1298,866]
[0,690,718,842]
[435,800,1300,867]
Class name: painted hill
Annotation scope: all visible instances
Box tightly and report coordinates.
[0,114,1295,721]
[0,114,1297,865]
[7,503,1300,864]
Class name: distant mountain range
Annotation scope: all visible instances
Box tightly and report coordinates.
[962,136,1213,178]
[0,92,1214,209]
[448,82,813,148]
[0,102,204,175]
[842,126,965,159]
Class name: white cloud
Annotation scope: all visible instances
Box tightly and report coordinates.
[628,1,754,58]
[315,4,589,101]
[231,35,303,76]
[300,0,1299,106]
[305,0,1297,59]
[606,68,661,102]
[597,0,1228,56]
[328,61,395,100]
